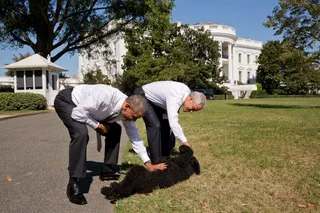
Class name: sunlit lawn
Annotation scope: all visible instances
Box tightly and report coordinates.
[116,98,320,213]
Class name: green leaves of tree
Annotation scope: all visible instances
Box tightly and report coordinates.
[257,40,320,94]
[121,22,224,93]
[264,0,320,56]
[0,0,170,62]
[83,69,111,85]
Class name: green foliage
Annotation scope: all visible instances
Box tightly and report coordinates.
[0,93,47,110]
[250,83,267,98]
[83,69,111,85]
[257,40,320,94]
[264,0,320,59]
[0,0,172,62]
[121,21,223,93]
[0,85,14,93]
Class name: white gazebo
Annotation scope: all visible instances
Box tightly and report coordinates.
[2,54,67,106]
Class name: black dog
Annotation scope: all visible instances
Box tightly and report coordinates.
[101,145,200,202]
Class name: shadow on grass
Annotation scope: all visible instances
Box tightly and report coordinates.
[230,103,320,109]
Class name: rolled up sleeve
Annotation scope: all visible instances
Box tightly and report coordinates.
[166,98,187,143]
[122,120,150,163]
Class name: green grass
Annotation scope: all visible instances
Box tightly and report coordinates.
[116,98,320,213]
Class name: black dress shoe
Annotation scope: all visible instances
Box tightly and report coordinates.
[99,171,121,181]
[66,182,87,205]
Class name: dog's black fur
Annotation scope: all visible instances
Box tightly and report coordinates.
[101,145,200,202]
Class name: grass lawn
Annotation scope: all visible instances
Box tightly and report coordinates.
[116,98,320,213]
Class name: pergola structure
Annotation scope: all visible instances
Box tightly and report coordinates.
[2,54,67,106]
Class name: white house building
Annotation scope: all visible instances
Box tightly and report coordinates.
[78,21,263,99]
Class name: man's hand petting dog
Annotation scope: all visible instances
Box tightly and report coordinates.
[145,161,167,172]
[96,123,110,136]
[183,141,190,147]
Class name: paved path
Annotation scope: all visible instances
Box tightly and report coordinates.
[0,112,128,213]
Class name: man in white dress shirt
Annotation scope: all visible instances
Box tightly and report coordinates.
[54,84,166,205]
[135,81,206,163]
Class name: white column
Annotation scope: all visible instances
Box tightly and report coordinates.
[232,45,236,85]
[228,43,232,84]
[219,41,223,77]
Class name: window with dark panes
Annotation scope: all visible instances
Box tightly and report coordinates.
[46,71,49,89]
[26,71,33,89]
[35,70,42,89]
[17,71,24,90]
[52,75,57,90]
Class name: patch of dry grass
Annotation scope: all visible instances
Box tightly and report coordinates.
[116,98,320,213]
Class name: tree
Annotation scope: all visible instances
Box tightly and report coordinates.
[0,0,173,62]
[120,23,223,93]
[5,52,32,77]
[264,0,320,61]
[257,40,320,94]
[83,69,111,85]
[256,41,285,94]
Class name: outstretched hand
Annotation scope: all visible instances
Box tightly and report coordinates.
[145,162,167,172]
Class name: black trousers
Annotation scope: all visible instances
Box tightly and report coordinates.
[134,87,176,163]
[54,88,121,179]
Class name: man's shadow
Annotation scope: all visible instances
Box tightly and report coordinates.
[79,161,104,194]
[79,161,136,194]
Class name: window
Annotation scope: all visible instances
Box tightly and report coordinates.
[26,71,33,89]
[35,70,42,89]
[247,54,250,63]
[255,55,258,63]
[52,75,57,90]
[17,71,24,90]
[46,71,49,89]
[238,53,242,63]
[247,72,251,84]
[239,71,242,83]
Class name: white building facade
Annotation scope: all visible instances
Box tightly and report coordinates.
[78,21,263,99]
[78,33,126,83]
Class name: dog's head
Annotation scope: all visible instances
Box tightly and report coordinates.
[179,145,194,158]
[190,157,200,175]
[179,145,200,175]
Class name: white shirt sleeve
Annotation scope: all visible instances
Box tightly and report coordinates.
[71,96,101,129]
[166,97,187,143]
[122,120,150,163]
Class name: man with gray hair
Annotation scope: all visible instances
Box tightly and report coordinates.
[134,81,206,163]
[54,84,166,205]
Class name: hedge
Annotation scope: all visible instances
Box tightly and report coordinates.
[213,92,234,100]
[0,92,47,110]
[0,85,14,93]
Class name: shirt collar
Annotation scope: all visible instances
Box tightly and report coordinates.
[114,98,125,114]
[182,93,189,103]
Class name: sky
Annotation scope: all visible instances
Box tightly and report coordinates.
[0,0,281,77]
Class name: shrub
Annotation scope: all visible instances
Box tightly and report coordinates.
[213,92,234,100]
[0,85,14,93]
[250,83,267,98]
[0,93,47,110]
